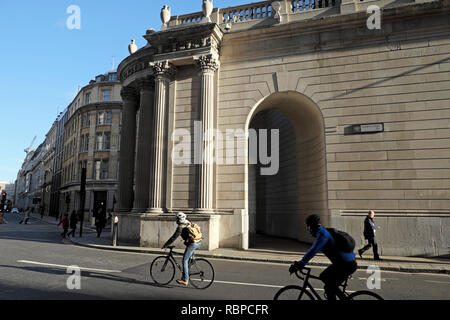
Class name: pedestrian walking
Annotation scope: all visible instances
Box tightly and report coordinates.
[358,210,382,260]
[95,206,106,238]
[19,208,32,224]
[58,213,69,238]
[67,210,78,237]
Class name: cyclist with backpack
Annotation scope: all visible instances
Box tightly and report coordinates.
[289,214,357,300]
[162,212,202,286]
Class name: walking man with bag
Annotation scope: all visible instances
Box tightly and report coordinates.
[358,210,382,260]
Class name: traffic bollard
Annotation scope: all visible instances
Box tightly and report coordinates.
[112,216,119,246]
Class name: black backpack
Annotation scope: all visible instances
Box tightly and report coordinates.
[326,228,355,253]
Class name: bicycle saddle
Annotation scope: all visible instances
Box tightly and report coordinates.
[167,245,176,249]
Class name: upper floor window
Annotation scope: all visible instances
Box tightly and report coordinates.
[96,132,111,151]
[93,159,109,180]
[103,90,111,102]
[80,134,89,152]
[81,113,90,128]
[85,92,91,104]
[109,73,117,82]
[97,111,112,125]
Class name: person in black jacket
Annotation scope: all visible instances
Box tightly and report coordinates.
[358,210,382,260]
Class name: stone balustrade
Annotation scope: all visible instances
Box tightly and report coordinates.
[163,0,428,32]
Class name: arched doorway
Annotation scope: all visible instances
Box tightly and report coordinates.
[246,91,328,247]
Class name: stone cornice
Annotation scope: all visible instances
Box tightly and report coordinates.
[119,23,224,85]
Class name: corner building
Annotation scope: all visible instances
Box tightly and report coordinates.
[116,0,450,256]
[60,72,122,222]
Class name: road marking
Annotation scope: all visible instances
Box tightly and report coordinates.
[425,280,450,284]
[213,279,283,288]
[17,260,122,273]
[209,279,355,293]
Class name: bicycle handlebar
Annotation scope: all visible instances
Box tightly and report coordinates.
[292,266,321,281]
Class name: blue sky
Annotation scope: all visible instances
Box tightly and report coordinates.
[0,0,244,183]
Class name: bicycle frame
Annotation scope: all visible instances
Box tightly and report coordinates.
[163,246,199,273]
[295,267,350,300]
[163,246,184,273]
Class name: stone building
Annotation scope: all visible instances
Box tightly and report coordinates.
[116,0,449,256]
[49,110,68,218]
[41,121,57,216]
[15,142,45,211]
[59,72,122,222]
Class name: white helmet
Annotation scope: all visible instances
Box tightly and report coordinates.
[176,212,187,220]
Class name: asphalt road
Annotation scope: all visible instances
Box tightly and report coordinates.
[1,213,449,301]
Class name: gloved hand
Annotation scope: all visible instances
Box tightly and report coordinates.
[289,261,305,274]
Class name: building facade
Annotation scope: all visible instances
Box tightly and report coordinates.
[59,72,122,222]
[15,142,46,212]
[115,0,450,256]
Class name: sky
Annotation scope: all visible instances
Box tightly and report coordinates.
[0,0,245,183]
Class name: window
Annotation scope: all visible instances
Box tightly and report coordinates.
[85,92,91,104]
[81,113,90,128]
[96,132,111,150]
[78,160,87,180]
[109,73,117,82]
[80,134,89,152]
[97,111,112,125]
[103,90,111,101]
[93,159,109,180]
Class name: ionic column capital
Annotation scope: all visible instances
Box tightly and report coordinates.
[195,54,220,73]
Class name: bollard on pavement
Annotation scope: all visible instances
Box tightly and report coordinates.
[112,216,119,246]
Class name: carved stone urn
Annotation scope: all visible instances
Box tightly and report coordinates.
[202,0,213,23]
[161,5,171,30]
[128,39,138,55]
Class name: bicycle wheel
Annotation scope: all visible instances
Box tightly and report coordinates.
[150,256,175,285]
[189,258,214,289]
[273,285,314,300]
[347,290,383,300]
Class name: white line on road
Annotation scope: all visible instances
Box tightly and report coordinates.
[17,260,122,273]
[425,280,450,284]
[210,279,357,293]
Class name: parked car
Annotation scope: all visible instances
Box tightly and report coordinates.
[11,208,19,214]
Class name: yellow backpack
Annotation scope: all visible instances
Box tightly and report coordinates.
[186,223,202,242]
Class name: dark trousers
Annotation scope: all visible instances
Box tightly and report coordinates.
[359,237,380,259]
[320,260,357,300]
[67,227,77,237]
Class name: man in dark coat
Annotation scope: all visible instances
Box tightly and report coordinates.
[358,210,382,260]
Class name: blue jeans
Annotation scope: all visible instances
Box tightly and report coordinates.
[182,241,202,281]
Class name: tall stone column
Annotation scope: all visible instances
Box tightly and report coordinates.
[147,61,175,214]
[195,55,219,213]
[117,87,138,212]
[133,79,155,212]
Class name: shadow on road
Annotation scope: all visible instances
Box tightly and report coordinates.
[0,264,180,290]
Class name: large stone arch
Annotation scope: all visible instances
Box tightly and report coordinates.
[245,91,329,246]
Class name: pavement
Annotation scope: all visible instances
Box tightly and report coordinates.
[7,211,450,275]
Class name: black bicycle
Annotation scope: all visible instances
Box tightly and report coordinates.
[274,267,383,300]
[150,245,215,289]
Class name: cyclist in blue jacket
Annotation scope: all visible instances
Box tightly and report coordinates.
[290,214,357,300]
